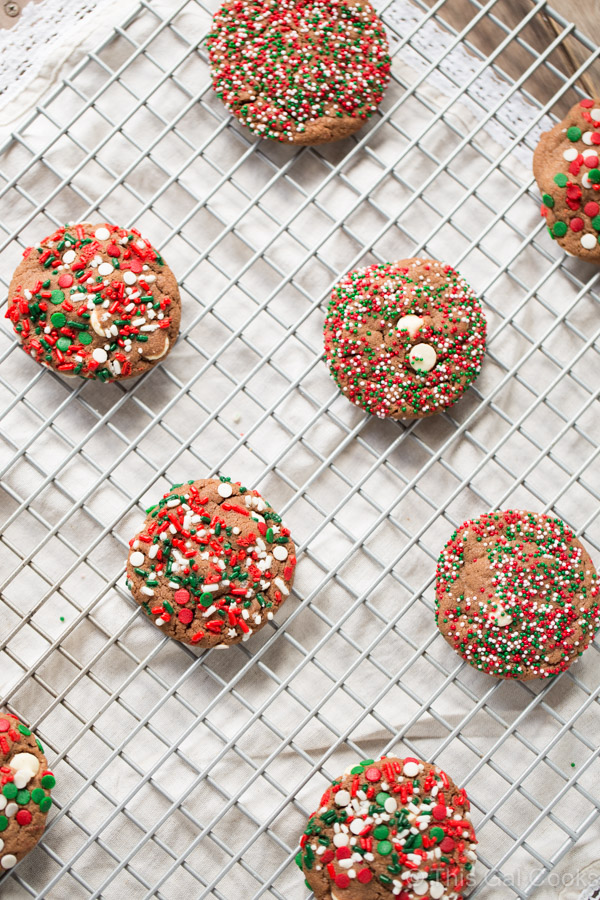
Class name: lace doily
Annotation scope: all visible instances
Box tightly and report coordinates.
[0,0,138,127]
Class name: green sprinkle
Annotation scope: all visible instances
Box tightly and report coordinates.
[39,796,52,813]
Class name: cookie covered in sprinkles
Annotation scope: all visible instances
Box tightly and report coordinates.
[324,258,486,419]
[0,713,56,873]
[533,98,600,262]
[126,477,296,648]
[436,510,600,680]
[206,0,391,145]
[5,222,180,380]
[297,755,477,899]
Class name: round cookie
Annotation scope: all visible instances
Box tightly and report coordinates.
[533,98,600,262]
[435,510,600,680]
[5,222,180,380]
[0,713,56,874]
[206,0,391,145]
[297,755,477,900]
[323,258,487,419]
[126,477,296,648]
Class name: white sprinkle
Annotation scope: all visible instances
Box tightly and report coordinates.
[581,233,597,249]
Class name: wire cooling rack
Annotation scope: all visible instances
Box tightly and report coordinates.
[2,0,600,897]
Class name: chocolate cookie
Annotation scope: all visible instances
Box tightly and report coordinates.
[533,98,600,262]
[5,222,180,380]
[436,510,600,680]
[297,755,477,900]
[324,258,487,419]
[0,713,56,873]
[206,0,391,145]
[126,477,296,648]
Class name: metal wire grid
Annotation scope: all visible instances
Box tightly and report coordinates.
[0,0,600,897]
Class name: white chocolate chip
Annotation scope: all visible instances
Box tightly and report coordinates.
[62,249,76,264]
[94,226,111,241]
[396,315,423,337]
[583,131,594,145]
[97,262,114,276]
[272,545,288,561]
[592,108,600,121]
[563,148,579,161]
[90,307,109,336]
[130,551,145,567]
[1,854,17,869]
[217,482,233,498]
[141,336,170,361]
[403,761,420,777]
[409,343,437,373]
[10,753,40,778]
[123,271,137,285]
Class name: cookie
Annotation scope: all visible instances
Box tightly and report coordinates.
[533,98,600,262]
[126,477,296,648]
[435,510,600,680]
[5,222,180,380]
[297,755,477,900]
[206,0,390,145]
[0,713,56,873]
[324,258,486,419]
